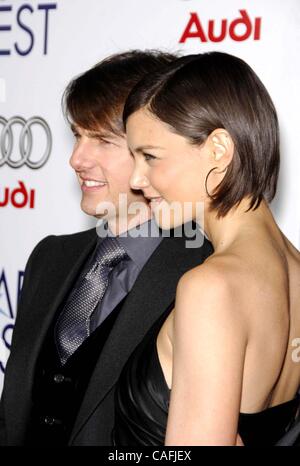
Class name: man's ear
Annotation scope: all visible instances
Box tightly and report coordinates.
[209,129,234,165]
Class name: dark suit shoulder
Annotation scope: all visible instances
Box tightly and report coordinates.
[15,228,97,336]
[29,227,97,259]
[166,232,213,263]
[54,227,97,243]
[21,228,97,294]
[34,227,97,249]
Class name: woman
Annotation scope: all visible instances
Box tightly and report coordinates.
[112,52,300,446]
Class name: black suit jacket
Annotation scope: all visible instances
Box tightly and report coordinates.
[0,227,213,445]
[276,416,300,445]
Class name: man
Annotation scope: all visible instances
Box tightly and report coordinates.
[0,50,213,446]
[276,418,300,445]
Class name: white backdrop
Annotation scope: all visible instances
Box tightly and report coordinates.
[1,0,300,393]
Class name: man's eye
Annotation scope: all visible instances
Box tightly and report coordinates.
[97,137,113,145]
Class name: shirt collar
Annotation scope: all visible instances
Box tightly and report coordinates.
[117,218,163,270]
[96,218,163,271]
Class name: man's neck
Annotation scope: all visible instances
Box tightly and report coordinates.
[108,211,153,236]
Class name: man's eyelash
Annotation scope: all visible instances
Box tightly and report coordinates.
[94,136,111,144]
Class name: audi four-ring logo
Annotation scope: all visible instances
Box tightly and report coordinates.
[0,116,52,169]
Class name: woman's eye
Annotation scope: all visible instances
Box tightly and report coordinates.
[143,153,157,161]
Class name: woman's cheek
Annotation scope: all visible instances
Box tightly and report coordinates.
[153,164,179,191]
[149,167,167,192]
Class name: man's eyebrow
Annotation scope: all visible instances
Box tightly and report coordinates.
[134,145,165,153]
[70,124,116,139]
[70,123,78,133]
[86,130,118,139]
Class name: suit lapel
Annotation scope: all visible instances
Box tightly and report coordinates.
[30,233,99,367]
[70,235,212,442]
[5,229,98,444]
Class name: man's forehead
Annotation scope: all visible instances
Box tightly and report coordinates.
[71,123,125,140]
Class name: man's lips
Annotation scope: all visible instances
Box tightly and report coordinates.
[78,176,108,191]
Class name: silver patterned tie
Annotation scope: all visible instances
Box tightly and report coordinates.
[55,236,128,365]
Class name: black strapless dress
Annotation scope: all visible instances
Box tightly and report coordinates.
[113,303,300,446]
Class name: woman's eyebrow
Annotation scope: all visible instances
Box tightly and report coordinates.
[134,145,165,153]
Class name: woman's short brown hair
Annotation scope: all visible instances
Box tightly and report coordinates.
[63,50,177,136]
[123,52,280,217]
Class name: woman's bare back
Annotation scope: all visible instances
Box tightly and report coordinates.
[157,226,300,413]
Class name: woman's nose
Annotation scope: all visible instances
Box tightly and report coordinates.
[130,165,150,190]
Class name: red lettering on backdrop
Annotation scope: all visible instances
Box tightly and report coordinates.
[0,181,36,209]
[179,10,261,43]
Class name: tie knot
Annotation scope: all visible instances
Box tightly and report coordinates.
[94,236,127,268]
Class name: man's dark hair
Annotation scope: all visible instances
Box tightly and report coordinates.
[63,49,177,136]
[123,52,280,217]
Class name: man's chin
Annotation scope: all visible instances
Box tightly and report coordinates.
[80,200,100,218]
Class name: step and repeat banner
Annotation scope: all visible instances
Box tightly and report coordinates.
[1,0,300,393]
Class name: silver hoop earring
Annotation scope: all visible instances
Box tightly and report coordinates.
[205,166,228,199]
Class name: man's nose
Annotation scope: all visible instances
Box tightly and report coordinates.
[130,164,150,190]
[69,138,95,171]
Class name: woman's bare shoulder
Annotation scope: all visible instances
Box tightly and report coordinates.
[175,254,249,324]
[177,253,246,300]
[175,249,277,327]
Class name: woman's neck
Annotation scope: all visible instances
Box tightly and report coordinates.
[202,198,278,253]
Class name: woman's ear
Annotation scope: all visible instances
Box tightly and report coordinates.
[209,129,234,165]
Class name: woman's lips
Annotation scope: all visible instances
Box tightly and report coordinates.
[148,197,163,210]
